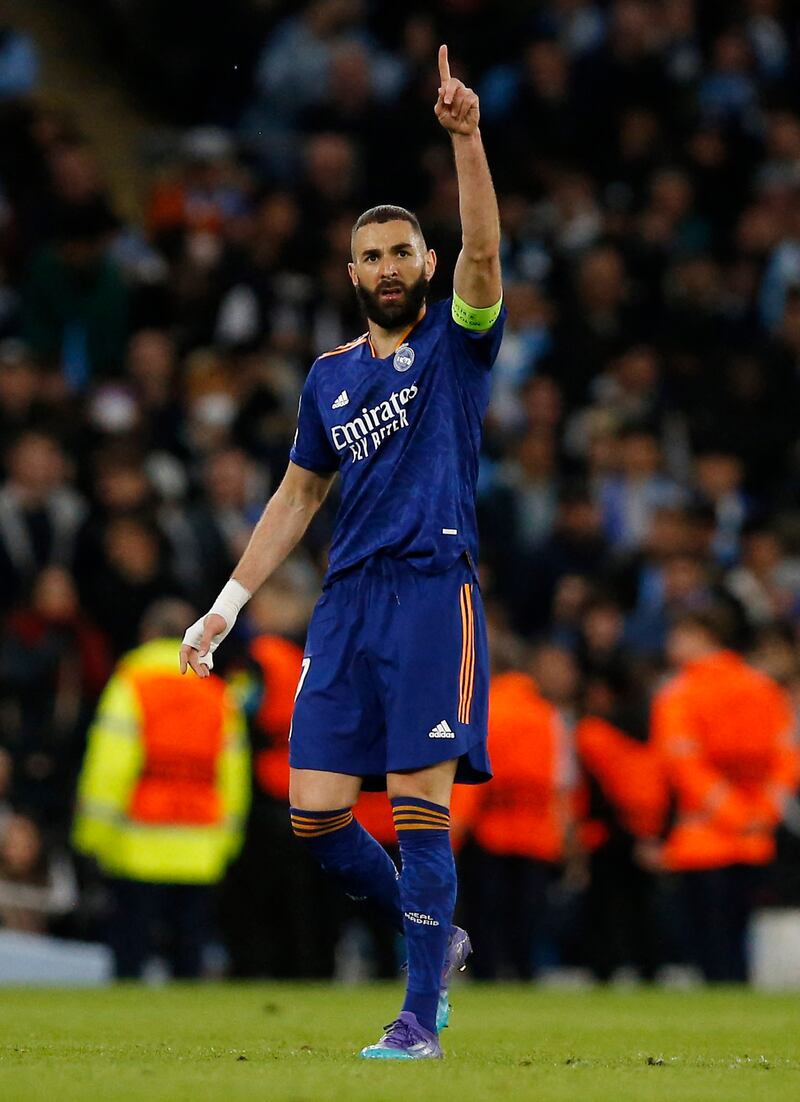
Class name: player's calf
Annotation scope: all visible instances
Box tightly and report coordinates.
[391,796,457,1035]
[289,806,403,930]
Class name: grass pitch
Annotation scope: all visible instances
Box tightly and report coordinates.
[0,982,798,1101]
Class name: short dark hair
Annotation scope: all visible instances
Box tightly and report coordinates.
[350,205,424,256]
[670,607,733,647]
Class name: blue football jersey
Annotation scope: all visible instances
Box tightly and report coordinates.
[290,296,506,580]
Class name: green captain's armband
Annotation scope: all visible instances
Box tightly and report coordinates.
[451,291,503,332]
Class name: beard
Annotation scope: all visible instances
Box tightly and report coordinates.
[354,273,430,331]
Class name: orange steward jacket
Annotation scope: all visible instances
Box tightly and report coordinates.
[470,672,575,862]
[576,716,669,845]
[651,651,799,870]
[248,634,304,801]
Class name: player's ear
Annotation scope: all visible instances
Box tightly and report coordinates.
[425,249,437,281]
[348,261,358,286]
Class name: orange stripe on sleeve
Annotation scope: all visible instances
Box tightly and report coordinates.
[317,335,368,360]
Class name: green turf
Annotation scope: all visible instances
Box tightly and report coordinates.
[0,983,798,1101]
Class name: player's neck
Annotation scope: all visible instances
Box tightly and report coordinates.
[367,305,426,359]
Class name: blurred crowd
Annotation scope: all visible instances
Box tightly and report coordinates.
[3,0,800,982]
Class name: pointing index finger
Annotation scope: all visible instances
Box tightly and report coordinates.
[438,43,450,86]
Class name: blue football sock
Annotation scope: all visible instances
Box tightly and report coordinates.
[391,797,457,1035]
[290,807,403,932]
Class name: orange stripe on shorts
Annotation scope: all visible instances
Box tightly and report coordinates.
[458,584,475,724]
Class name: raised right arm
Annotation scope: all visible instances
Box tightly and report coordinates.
[180,460,335,677]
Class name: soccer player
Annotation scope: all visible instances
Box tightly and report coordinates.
[180,45,503,1060]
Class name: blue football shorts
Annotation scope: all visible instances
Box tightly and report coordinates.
[288,554,491,790]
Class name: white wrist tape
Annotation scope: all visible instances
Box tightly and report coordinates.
[182,578,251,669]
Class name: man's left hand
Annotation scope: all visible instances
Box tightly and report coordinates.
[435,44,479,136]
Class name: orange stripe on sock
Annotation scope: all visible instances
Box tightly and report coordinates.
[288,811,350,819]
[392,811,450,825]
[392,811,450,831]
[294,825,346,839]
[391,803,449,815]
[291,812,353,837]
[292,818,353,839]
[391,806,450,821]
[291,812,352,825]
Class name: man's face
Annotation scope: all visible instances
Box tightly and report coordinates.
[667,624,711,669]
[349,220,436,330]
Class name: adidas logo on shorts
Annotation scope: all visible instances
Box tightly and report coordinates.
[428,720,455,739]
[332,390,349,409]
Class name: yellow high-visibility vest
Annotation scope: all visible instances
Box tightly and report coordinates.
[72,638,250,884]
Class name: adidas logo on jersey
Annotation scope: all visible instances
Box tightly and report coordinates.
[332,390,349,409]
[428,720,455,739]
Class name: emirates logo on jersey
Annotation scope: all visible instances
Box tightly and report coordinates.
[331,384,419,464]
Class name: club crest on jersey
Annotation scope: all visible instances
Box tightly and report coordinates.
[393,343,415,372]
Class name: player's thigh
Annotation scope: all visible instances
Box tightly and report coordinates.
[382,558,488,773]
[289,768,363,810]
[386,757,458,807]
[290,580,386,782]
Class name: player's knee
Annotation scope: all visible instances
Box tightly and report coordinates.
[288,768,361,810]
[386,759,458,807]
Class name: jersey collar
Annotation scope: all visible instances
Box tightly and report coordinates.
[366,305,427,359]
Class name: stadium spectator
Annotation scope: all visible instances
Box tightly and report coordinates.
[186,448,262,591]
[0,565,110,825]
[0,430,85,614]
[147,127,251,254]
[22,199,127,386]
[123,328,185,457]
[749,622,800,687]
[576,595,628,681]
[511,487,607,636]
[72,598,249,978]
[0,339,48,437]
[0,812,77,933]
[725,523,800,628]
[478,427,561,584]
[623,552,739,658]
[251,0,365,130]
[485,282,554,438]
[79,515,182,657]
[595,425,683,552]
[693,451,750,567]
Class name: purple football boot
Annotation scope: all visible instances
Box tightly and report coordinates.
[437,925,472,1031]
[359,1012,443,1060]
